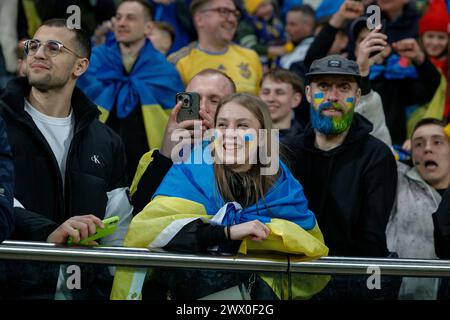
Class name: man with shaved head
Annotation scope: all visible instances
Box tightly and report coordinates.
[131,69,236,213]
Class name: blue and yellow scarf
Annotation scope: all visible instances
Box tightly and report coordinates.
[77,39,184,149]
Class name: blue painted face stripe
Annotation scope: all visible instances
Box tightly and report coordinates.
[244,134,254,142]
[314,92,324,99]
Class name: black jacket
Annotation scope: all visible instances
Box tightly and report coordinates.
[433,188,450,259]
[0,78,129,241]
[0,78,129,299]
[285,113,397,257]
[0,115,14,242]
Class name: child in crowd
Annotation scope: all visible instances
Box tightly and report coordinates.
[236,0,292,70]
[418,0,450,119]
[148,21,175,56]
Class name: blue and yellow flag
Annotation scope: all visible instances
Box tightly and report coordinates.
[154,160,317,230]
[111,159,329,300]
[77,39,184,149]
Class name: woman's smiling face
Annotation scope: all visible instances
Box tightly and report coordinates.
[214,101,261,169]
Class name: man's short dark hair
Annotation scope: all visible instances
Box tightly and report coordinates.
[412,118,448,137]
[120,0,154,21]
[289,4,316,19]
[41,19,91,59]
[263,69,304,95]
[190,0,211,16]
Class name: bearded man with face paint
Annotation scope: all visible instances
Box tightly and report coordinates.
[284,55,399,298]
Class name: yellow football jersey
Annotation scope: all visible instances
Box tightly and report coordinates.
[169,42,263,95]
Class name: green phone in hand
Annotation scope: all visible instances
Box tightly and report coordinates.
[67,216,120,246]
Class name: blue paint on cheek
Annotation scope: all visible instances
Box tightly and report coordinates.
[314,92,324,99]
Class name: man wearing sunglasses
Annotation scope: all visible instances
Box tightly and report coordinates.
[0,19,133,299]
[168,0,263,95]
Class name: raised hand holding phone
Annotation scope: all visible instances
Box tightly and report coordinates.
[176,92,200,122]
[356,24,389,76]
[330,0,365,28]
[160,92,204,158]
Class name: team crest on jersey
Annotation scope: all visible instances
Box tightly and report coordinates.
[238,63,251,79]
[217,64,226,72]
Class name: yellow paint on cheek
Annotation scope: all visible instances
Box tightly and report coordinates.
[313,92,324,106]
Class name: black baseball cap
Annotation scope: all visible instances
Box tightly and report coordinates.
[306,55,361,82]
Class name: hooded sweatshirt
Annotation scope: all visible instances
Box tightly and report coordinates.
[285,113,397,257]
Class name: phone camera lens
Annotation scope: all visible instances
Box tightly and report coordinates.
[178,95,183,100]
[184,99,189,104]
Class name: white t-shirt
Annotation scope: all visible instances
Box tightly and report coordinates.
[22,99,133,300]
[24,99,74,181]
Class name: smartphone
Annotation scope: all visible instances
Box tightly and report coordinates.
[176,92,200,122]
[369,19,387,58]
[67,215,120,246]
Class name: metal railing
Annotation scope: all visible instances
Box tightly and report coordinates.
[1,240,450,277]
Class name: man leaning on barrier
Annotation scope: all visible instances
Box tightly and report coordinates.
[0,19,132,299]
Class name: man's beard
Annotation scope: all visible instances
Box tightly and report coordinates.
[310,102,354,135]
[27,72,69,91]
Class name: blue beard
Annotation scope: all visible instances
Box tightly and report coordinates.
[310,103,354,135]
[310,105,334,135]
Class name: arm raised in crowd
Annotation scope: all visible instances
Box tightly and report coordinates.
[304,0,364,69]
[392,38,441,107]
[355,25,392,146]
[131,100,213,214]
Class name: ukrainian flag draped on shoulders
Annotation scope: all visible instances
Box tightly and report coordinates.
[111,152,329,300]
[77,38,184,149]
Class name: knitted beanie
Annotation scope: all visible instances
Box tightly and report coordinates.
[419,0,450,35]
[244,0,265,15]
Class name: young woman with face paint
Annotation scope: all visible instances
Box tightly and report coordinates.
[111,93,328,300]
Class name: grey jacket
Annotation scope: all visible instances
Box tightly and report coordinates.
[355,90,392,147]
[387,162,441,299]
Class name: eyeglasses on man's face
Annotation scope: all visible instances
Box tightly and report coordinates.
[200,7,241,19]
[23,39,82,58]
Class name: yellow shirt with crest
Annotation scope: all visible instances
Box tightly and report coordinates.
[168,42,263,95]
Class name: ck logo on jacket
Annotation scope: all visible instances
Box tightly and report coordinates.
[91,154,102,165]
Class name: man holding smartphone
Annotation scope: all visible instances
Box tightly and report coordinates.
[131,69,236,214]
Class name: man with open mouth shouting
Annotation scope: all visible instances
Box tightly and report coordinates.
[387,118,450,300]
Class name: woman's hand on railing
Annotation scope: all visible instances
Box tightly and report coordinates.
[229,220,270,242]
